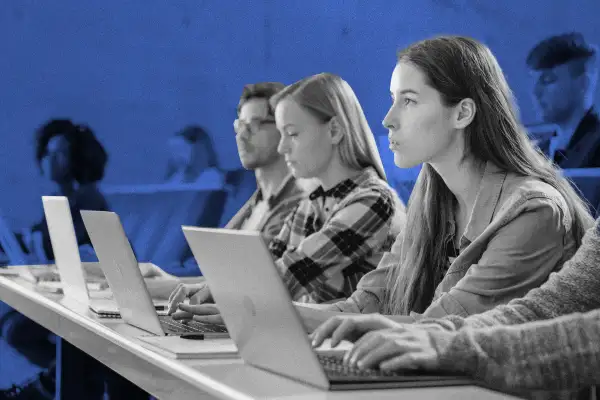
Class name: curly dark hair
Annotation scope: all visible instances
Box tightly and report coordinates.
[35,119,108,184]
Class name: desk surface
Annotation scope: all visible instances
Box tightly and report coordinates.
[0,271,519,400]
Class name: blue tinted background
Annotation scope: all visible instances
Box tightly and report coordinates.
[3,0,600,231]
[1,0,598,390]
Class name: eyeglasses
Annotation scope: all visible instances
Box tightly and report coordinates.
[233,118,275,135]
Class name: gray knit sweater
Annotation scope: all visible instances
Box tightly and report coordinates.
[418,220,600,399]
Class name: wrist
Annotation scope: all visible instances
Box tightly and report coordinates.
[428,329,478,375]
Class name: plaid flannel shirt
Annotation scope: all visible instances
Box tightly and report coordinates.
[268,167,399,303]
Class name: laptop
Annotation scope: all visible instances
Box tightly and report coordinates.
[0,208,57,283]
[181,227,476,391]
[80,210,228,339]
[41,196,167,317]
[0,211,29,266]
[0,210,35,281]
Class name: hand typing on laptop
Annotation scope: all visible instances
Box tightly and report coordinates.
[167,282,224,324]
[310,313,402,349]
[167,282,211,312]
[308,313,443,372]
[171,303,224,324]
[332,325,442,372]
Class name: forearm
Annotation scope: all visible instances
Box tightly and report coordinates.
[294,304,357,333]
[386,314,418,324]
[293,302,331,310]
[417,302,545,332]
[327,289,383,314]
[434,310,600,391]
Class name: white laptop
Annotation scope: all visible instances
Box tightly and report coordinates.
[0,211,29,266]
[182,227,477,391]
[80,210,229,339]
[0,209,54,283]
[42,196,167,317]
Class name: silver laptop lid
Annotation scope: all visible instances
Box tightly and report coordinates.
[181,226,329,389]
[0,211,28,265]
[42,196,89,303]
[80,210,164,336]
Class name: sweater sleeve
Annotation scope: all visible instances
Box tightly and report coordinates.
[431,309,600,392]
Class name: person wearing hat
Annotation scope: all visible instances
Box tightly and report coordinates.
[528,32,600,168]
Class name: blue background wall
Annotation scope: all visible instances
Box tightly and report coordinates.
[2,0,600,231]
[1,0,599,390]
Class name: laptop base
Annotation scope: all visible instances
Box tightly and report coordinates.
[328,377,476,390]
[323,354,476,390]
[158,315,229,339]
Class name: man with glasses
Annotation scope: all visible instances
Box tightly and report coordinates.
[167,82,305,311]
[227,82,305,236]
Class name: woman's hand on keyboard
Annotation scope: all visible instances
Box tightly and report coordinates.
[170,303,223,325]
[167,282,212,315]
[309,313,402,348]
[341,327,441,371]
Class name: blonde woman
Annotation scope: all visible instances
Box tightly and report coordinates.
[169,73,405,321]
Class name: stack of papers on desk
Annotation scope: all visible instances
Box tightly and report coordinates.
[137,336,239,359]
[137,336,352,360]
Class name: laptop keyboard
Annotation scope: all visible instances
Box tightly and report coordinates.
[318,354,406,379]
[158,315,227,335]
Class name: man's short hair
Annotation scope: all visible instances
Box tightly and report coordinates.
[237,82,285,118]
[527,32,596,71]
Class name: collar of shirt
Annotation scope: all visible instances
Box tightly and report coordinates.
[308,167,378,201]
[252,174,296,209]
